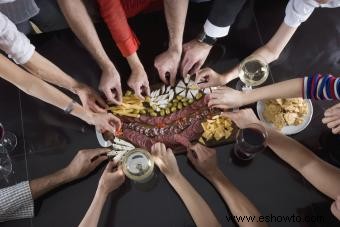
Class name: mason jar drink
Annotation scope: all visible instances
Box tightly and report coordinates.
[121,148,154,183]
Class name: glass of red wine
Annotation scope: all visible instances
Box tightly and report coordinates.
[233,123,268,161]
[0,123,17,152]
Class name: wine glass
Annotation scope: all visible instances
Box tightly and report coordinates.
[0,123,17,152]
[237,56,269,91]
[233,123,268,161]
[0,147,12,183]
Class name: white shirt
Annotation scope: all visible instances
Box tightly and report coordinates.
[0,0,35,64]
[284,0,340,28]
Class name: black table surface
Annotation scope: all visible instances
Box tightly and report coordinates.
[1,1,340,227]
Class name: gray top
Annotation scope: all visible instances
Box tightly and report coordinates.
[0,0,39,24]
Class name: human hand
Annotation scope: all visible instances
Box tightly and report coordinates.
[187,143,220,179]
[331,196,340,221]
[98,160,125,196]
[181,40,212,77]
[322,103,340,134]
[195,68,225,89]
[127,66,150,100]
[207,87,246,109]
[222,109,261,129]
[90,112,122,134]
[154,47,182,86]
[75,83,107,113]
[66,148,109,180]
[151,142,180,178]
[99,65,123,105]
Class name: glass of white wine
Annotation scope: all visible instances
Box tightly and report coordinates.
[238,56,269,91]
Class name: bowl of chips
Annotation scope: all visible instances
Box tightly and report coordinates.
[257,98,313,135]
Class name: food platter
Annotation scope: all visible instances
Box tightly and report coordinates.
[96,77,237,158]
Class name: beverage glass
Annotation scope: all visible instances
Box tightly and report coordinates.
[0,147,12,183]
[238,56,269,91]
[0,123,17,152]
[233,123,268,161]
[121,148,155,183]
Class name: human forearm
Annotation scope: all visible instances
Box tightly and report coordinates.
[0,54,92,124]
[29,168,72,200]
[163,0,189,50]
[265,125,340,199]
[167,173,220,227]
[208,170,266,227]
[127,53,144,71]
[79,189,108,227]
[57,0,113,70]
[241,78,303,105]
[23,52,79,93]
[221,23,297,83]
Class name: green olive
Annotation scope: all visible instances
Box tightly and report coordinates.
[171,106,177,112]
[178,102,183,110]
[195,92,203,100]
[140,109,146,115]
[150,112,157,117]
[165,108,171,115]
[183,102,188,107]
[188,99,194,104]
[160,110,165,116]
[145,96,151,102]
[172,99,178,103]
[176,95,183,100]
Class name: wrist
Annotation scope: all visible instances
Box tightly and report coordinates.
[168,43,182,54]
[165,170,182,183]
[97,185,111,198]
[127,53,144,71]
[61,166,77,183]
[206,169,224,183]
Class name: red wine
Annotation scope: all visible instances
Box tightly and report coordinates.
[243,128,266,148]
[234,127,266,161]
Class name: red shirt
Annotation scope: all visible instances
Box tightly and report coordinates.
[97,0,162,57]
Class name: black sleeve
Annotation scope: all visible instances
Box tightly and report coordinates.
[207,0,248,27]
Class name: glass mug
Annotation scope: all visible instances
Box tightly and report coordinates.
[233,123,268,161]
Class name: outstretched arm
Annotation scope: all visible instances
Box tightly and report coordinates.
[57,0,122,104]
[154,0,189,86]
[226,109,340,200]
[79,161,125,227]
[151,143,221,227]
[188,144,266,227]
[0,54,120,132]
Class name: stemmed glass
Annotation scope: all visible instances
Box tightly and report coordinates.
[237,56,269,91]
[0,146,12,183]
[0,123,17,152]
[233,123,268,161]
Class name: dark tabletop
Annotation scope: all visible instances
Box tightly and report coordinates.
[1,1,340,227]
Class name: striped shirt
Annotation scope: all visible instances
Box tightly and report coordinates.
[0,181,34,222]
[303,74,340,100]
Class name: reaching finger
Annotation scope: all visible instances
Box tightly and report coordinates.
[103,88,117,105]
[114,86,123,103]
[327,118,340,129]
[182,60,195,78]
[90,102,106,113]
[94,93,108,109]
[322,116,339,124]
[169,71,176,87]
[104,160,116,173]
[211,104,231,110]
[93,154,108,166]
[332,125,340,134]
[109,114,122,131]
[189,61,204,76]
[143,83,151,96]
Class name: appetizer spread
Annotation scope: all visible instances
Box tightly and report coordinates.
[105,77,231,152]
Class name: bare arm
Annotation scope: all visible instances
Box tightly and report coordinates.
[57,0,113,70]
[188,144,266,227]
[30,148,109,200]
[23,52,79,93]
[222,23,297,83]
[151,143,220,227]
[226,109,340,201]
[163,0,189,50]
[167,173,221,227]
[266,126,340,199]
